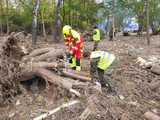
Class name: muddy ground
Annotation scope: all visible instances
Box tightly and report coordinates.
[0,34,160,120]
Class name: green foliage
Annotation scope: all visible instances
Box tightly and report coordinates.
[62,0,103,30]
[0,0,160,34]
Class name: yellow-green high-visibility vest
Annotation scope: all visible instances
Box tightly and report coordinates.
[97,51,115,70]
[93,29,100,42]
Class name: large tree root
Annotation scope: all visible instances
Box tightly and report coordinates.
[0,34,24,105]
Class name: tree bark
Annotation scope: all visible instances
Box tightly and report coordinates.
[112,0,115,40]
[41,8,47,41]
[146,0,150,45]
[5,0,9,34]
[32,49,63,62]
[32,0,40,45]
[0,0,3,35]
[25,47,54,58]
[26,68,85,94]
[62,69,91,81]
[53,0,62,43]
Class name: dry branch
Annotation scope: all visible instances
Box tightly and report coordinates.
[79,107,92,120]
[33,100,80,120]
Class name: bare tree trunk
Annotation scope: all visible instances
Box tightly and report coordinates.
[68,0,71,25]
[0,0,3,35]
[32,0,40,45]
[62,0,65,26]
[146,0,150,45]
[53,0,62,42]
[41,9,47,41]
[0,20,2,35]
[6,0,9,34]
[112,0,115,40]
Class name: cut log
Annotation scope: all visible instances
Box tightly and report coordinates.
[144,111,160,120]
[19,61,64,82]
[33,100,80,120]
[36,68,73,89]
[19,71,36,81]
[23,62,59,70]
[26,47,54,58]
[33,49,63,62]
[65,69,90,77]
[62,69,92,82]
[22,48,64,62]
[34,68,85,96]
[151,64,160,75]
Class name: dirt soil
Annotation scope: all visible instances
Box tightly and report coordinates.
[0,34,160,120]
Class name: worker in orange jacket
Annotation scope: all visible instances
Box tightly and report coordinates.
[62,25,84,71]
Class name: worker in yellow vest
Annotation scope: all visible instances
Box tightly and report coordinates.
[90,51,116,93]
[92,26,101,51]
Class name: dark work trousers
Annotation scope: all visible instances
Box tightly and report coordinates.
[76,58,80,67]
[68,55,80,70]
[90,58,112,91]
[93,41,99,51]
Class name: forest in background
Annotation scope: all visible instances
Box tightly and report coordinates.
[0,0,160,36]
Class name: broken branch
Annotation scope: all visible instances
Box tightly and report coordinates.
[33,100,80,120]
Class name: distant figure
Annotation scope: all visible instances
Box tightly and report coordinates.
[62,25,84,71]
[109,27,113,41]
[92,26,101,51]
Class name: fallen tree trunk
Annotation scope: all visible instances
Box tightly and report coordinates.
[151,64,160,75]
[21,60,91,82]
[62,69,91,82]
[65,69,90,77]
[19,71,36,82]
[36,68,75,89]
[22,48,64,62]
[33,49,63,62]
[144,111,160,120]
[25,47,54,58]
[25,62,59,69]
[20,67,88,96]
[19,61,63,82]
[36,68,83,96]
